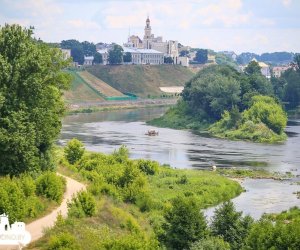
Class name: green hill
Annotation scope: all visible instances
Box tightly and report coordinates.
[87,65,195,97]
[64,70,105,104]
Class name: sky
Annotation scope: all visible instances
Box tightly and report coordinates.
[0,0,299,54]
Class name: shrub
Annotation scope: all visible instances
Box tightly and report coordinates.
[190,236,230,250]
[47,232,80,250]
[0,177,27,222]
[64,138,85,165]
[36,172,66,202]
[162,196,208,249]
[112,145,129,163]
[136,159,159,175]
[68,191,96,218]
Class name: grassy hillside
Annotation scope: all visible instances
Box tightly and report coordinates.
[87,65,195,97]
[64,70,105,104]
[78,71,125,97]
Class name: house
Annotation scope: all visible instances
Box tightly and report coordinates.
[251,59,271,79]
[96,48,109,65]
[272,66,290,78]
[123,47,164,65]
[83,56,94,66]
[60,49,71,60]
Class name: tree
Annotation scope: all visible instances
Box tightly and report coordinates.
[211,201,253,250]
[0,24,71,175]
[162,196,208,249]
[123,52,132,63]
[164,56,174,64]
[93,52,103,64]
[64,138,85,165]
[180,50,189,57]
[243,95,287,134]
[108,44,123,64]
[81,41,96,56]
[182,65,241,120]
[71,47,84,65]
[282,55,300,109]
[190,237,230,250]
[244,61,261,75]
[245,207,300,249]
[195,49,208,64]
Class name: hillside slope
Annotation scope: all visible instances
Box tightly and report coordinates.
[64,71,105,104]
[87,65,195,97]
[78,71,125,97]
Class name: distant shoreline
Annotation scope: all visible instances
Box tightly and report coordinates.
[66,97,178,114]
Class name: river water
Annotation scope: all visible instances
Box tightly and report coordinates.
[61,107,300,219]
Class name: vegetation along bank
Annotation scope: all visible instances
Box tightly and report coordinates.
[149,58,300,143]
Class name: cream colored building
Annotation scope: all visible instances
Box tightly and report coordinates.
[127,16,181,64]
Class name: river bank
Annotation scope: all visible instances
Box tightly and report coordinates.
[66,98,177,114]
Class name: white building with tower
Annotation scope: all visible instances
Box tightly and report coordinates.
[125,16,185,65]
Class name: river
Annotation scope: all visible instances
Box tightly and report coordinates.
[60,107,300,219]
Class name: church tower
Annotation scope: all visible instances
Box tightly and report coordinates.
[143,16,152,49]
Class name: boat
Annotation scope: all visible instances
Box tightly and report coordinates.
[145,130,159,136]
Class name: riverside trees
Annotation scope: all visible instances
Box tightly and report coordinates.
[0,24,71,175]
[151,64,287,143]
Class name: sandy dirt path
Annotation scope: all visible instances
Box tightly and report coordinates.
[26,174,86,242]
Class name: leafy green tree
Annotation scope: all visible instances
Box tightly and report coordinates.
[164,56,174,64]
[182,65,241,120]
[245,208,300,249]
[108,44,123,64]
[195,49,208,64]
[61,39,85,64]
[71,46,84,64]
[0,24,71,175]
[81,41,96,56]
[244,61,261,75]
[162,196,208,249]
[93,52,103,64]
[282,58,300,109]
[271,76,286,100]
[36,172,66,202]
[291,53,300,72]
[211,201,253,250]
[190,236,230,250]
[243,95,287,134]
[64,138,85,165]
[123,52,132,63]
[68,191,96,218]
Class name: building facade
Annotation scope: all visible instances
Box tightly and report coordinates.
[127,16,181,64]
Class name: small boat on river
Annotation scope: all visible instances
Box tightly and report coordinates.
[145,130,159,136]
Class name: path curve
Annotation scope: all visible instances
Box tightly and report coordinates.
[26,174,86,242]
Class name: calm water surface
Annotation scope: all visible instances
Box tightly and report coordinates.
[61,107,300,219]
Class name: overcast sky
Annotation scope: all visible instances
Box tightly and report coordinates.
[0,0,299,54]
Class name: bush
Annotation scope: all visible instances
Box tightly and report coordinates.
[190,236,230,250]
[112,145,129,163]
[47,232,80,250]
[64,138,85,165]
[36,172,66,202]
[136,159,159,175]
[162,196,208,249]
[68,191,96,218]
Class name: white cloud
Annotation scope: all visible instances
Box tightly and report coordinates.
[282,0,292,7]
[68,19,101,29]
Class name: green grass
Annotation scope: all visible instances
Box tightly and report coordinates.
[64,71,105,103]
[148,167,243,209]
[86,65,195,97]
